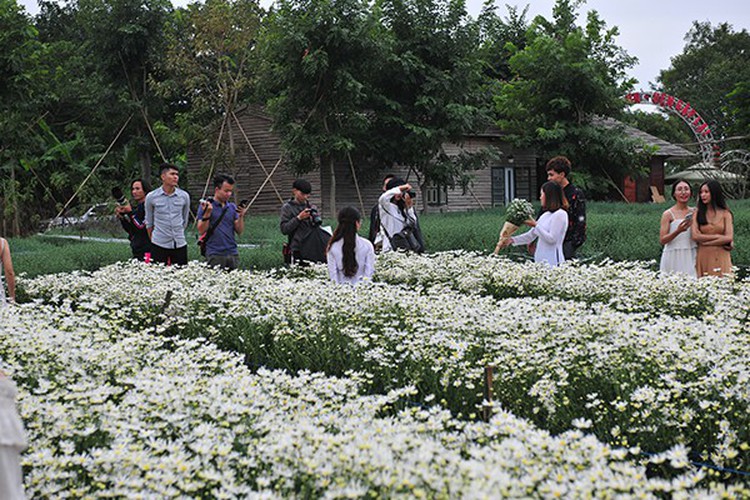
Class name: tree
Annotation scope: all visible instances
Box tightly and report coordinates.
[0,0,46,235]
[260,0,383,215]
[160,0,264,198]
[368,0,491,210]
[658,22,750,150]
[494,0,642,196]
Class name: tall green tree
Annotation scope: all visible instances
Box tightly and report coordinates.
[260,0,383,214]
[495,0,641,196]
[368,0,490,209]
[159,0,264,197]
[658,21,750,150]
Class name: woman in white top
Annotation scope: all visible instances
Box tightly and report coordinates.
[659,180,697,277]
[498,182,569,267]
[0,238,16,306]
[326,206,376,285]
[378,178,424,253]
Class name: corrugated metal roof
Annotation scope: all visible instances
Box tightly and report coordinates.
[592,116,696,159]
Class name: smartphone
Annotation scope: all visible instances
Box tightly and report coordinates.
[239,199,249,209]
[684,212,693,221]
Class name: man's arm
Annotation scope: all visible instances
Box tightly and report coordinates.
[145,193,154,240]
[234,206,247,235]
[182,191,191,229]
[280,204,301,235]
[569,188,587,246]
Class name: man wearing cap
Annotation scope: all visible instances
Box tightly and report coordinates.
[280,179,320,264]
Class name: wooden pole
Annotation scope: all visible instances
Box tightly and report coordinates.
[231,110,284,203]
[54,115,134,221]
[482,365,495,422]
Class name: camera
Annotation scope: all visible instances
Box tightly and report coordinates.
[111,187,128,207]
[406,191,417,198]
[306,207,323,226]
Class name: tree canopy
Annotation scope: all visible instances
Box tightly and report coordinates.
[658,21,750,151]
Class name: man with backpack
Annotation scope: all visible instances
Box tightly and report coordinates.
[279,179,327,265]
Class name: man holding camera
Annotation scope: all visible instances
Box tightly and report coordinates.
[280,179,326,264]
[145,163,191,266]
[196,174,248,270]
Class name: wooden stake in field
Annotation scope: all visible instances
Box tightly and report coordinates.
[482,365,495,422]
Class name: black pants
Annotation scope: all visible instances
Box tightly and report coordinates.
[563,241,578,260]
[151,244,188,266]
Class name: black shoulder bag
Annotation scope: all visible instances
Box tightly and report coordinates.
[197,206,229,257]
[381,208,422,253]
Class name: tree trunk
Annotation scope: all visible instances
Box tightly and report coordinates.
[10,164,20,236]
[328,156,336,218]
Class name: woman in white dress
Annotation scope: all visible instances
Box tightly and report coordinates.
[326,206,376,285]
[498,182,569,267]
[0,238,16,306]
[659,180,697,277]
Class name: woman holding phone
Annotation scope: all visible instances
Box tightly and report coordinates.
[659,180,697,277]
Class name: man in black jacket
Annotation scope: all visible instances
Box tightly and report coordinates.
[279,179,326,264]
[546,156,586,259]
[115,179,152,261]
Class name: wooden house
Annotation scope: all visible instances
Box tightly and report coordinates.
[186,107,693,215]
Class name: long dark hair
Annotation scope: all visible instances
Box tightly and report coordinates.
[696,180,730,226]
[541,181,567,211]
[327,206,361,277]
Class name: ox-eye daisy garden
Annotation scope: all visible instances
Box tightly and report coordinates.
[2,252,749,497]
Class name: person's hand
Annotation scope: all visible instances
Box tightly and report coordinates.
[239,205,249,218]
[724,241,734,252]
[677,218,690,232]
[401,183,412,192]
[297,208,311,220]
[494,238,512,254]
[200,199,213,216]
[527,242,536,255]
[524,218,537,227]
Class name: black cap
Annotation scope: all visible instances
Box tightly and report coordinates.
[292,179,312,194]
[385,178,406,190]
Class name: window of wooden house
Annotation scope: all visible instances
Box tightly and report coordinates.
[426,184,448,206]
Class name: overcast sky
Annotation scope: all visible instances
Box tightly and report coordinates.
[17,0,750,89]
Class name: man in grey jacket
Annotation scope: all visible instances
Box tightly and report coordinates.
[280,179,323,264]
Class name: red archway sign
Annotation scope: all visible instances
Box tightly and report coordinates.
[624,92,717,165]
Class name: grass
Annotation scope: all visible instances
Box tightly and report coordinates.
[7,200,750,277]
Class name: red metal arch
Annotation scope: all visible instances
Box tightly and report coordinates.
[625,92,717,165]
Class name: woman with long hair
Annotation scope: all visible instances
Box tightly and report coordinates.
[659,180,697,277]
[692,179,733,277]
[497,181,569,267]
[326,206,376,285]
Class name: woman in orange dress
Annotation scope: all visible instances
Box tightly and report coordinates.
[692,180,734,278]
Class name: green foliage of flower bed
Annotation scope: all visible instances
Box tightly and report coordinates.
[9,272,745,497]
[20,259,750,485]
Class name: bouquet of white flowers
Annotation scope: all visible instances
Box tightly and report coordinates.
[494,198,534,254]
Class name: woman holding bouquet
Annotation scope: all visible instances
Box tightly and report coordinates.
[497,182,568,267]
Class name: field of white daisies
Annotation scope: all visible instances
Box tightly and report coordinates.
[2,251,750,498]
